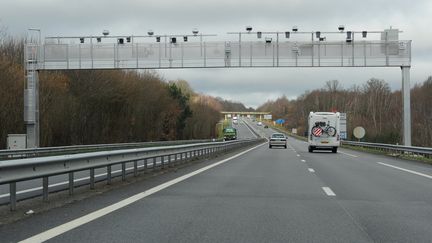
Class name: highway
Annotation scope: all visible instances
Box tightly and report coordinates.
[0,119,256,205]
[1,118,432,242]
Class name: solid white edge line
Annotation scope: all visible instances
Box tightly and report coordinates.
[378,162,432,179]
[242,120,258,139]
[338,151,358,158]
[0,157,188,199]
[308,168,315,173]
[322,187,336,196]
[19,142,266,243]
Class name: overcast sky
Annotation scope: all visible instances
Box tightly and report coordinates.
[1,0,431,108]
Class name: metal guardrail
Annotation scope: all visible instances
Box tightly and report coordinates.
[341,141,432,157]
[0,139,213,160]
[241,119,261,138]
[0,138,263,210]
[265,124,432,158]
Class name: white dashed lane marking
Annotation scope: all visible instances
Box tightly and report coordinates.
[338,151,358,158]
[322,187,336,196]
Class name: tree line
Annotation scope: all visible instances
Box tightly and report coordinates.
[258,78,432,147]
[0,32,249,148]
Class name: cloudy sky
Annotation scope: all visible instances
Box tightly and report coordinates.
[1,0,431,108]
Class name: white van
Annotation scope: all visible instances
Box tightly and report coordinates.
[308,112,340,153]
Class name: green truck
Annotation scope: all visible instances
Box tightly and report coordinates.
[223,127,237,140]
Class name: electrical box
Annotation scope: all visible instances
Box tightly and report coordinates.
[7,134,27,150]
[381,28,399,55]
[381,28,399,41]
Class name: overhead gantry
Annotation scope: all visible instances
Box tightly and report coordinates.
[220,111,271,121]
[24,27,411,147]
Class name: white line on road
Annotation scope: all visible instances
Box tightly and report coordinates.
[378,162,432,179]
[308,168,315,173]
[242,119,258,139]
[19,142,266,243]
[301,159,306,163]
[296,154,300,157]
[338,151,358,158]
[322,187,336,196]
[0,157,188,199]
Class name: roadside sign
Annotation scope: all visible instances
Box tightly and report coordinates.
[339,113,347,139]
[264,114,272,120]
[353,127,366,139]
[275,119,285,125]
[340,131,347,139]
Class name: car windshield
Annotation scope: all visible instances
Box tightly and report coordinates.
[272,134,285,138]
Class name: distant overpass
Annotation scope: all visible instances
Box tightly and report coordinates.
[221,111,271,120]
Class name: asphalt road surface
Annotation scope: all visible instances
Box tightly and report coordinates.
[0,119,257,205]
[1,118,432,242]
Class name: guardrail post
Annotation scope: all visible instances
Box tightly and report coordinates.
[122,163,126,181]
[43,176,49,202]
[168,154,172,167]
[90,168,95,189]
[144,158,148,173]
[161,156,165,169]
[10,182,16,211]
[68,172,74,195]
[153,157,157,171]
[134,161,138,177]
[107,165,112,185]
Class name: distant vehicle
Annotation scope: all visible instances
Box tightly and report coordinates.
[308,112,340,153]
[223,127,237,140]
[257,121,263,126]
[233,119,238,125]
[264,125,268,128]
[233,116,238,120]
[269,133,287,149]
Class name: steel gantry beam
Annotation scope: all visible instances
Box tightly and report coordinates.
[24,28,412,147]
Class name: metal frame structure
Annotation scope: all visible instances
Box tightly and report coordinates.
[0,138,262,210]
[342,141,432,157]
[24,28,412,147]
[0,139,213,160]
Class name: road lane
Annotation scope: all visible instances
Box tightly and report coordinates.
[0,156,179,204]
[33,139,371,242]
[1,120,432,242]
[287,135,432,242]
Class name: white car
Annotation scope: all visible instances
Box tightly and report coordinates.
[257,122,263,126]
[269,133,287,149]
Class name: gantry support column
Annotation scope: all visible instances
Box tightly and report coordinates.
[401,66,411,146]
[24,43,40,148]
